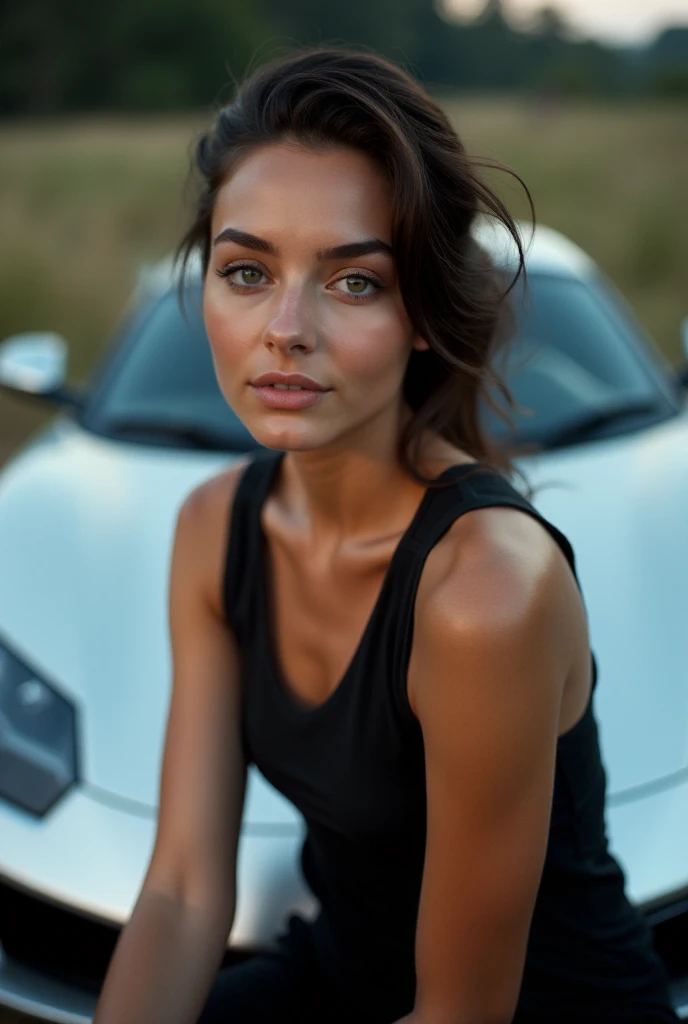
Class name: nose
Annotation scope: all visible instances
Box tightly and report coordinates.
[262,285,315,357]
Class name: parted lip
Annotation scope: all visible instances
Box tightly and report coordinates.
[250,371,329,390]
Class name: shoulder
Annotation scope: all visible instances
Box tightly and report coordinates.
[417,500,577,636]
[408,501,579,716]
[173,456,253,621]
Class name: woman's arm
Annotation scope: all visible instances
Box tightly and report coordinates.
[396,509,581,1024]
[93,466,249,1024]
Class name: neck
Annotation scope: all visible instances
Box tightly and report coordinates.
[276,403,426,545]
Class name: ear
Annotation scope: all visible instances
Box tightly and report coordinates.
[412,335,430,352]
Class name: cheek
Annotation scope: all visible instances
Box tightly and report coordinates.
[203,284,254,367]
[331,301,412,387]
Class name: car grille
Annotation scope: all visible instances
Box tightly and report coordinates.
[0,878,254,995]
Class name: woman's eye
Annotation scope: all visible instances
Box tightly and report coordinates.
[332,274,380,298]
[215,264,266,288]
[236,267,263,285]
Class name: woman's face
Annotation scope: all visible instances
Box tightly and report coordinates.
[203,140,426,453]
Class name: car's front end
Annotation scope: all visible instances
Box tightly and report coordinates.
[1,223,687,1021]
[0,421,313,1022]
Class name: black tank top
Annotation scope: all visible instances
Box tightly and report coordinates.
[223,449,676,1024]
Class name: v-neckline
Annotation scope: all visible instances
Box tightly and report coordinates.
[256,451,489,717]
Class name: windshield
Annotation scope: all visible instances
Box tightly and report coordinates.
[87,272,669,452]
[480,273,668,447]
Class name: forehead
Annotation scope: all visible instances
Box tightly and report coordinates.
[211,141,394,245]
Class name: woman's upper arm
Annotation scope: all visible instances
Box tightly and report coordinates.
[407,511,577,1024]
[142,461,249,920]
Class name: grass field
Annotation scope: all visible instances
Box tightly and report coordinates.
[0,97,686,1023]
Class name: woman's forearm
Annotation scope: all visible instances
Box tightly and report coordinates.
[93,885,233,1024]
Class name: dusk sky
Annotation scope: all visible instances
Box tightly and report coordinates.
[446,0,688,44]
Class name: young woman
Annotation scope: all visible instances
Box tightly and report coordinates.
[93,48,678,1024]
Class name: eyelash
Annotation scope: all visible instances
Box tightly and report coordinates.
[214,261,383,302]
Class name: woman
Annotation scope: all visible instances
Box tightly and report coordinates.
[93,48,678,1024]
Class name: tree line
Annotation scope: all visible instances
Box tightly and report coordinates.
[2,0,687,115]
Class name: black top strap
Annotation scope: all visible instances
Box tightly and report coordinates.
[390,462,596,724]
[402,463,578,583]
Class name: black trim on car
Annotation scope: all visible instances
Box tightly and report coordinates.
[0,878,255,998]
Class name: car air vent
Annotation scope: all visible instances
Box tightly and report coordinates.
[0,878,119,992]
[0,878,255,994]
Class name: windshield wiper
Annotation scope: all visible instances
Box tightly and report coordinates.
[106,416,241,451]
[539,399,666,451]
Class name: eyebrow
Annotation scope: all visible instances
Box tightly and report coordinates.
[212,227,393,261]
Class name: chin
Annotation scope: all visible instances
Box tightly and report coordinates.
[245,419,334,453]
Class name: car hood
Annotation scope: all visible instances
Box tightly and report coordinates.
[518,407,688,801]
[0,412,686,819]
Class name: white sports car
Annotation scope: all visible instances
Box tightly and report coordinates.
[0,223,686,1022]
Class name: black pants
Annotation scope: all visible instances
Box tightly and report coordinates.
[196,916,681,1024]
[197,951,681,1024]
[196,951,330,1023]
[196,914,375,1024]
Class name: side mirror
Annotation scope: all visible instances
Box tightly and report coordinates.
[0,332,84,410]
[681,318,688,388]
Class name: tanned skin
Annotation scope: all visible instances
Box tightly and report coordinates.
[93,141,592,1024]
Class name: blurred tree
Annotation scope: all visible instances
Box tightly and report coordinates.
[0,0,267,114]
[1,0,685,113]
[650,26,688,66]
[646,27,688,98]
[474,0,508,26]
[650,68,688,98]
[0,0,70,114]
[256,0,435,71]
[527,6,569,40]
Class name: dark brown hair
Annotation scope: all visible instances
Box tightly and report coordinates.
[177,46,535,491]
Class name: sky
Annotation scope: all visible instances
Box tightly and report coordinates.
[446,0,688,45]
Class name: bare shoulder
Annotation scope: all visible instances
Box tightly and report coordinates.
[175,455,253,622]
[409,502,582,713]
[421,501,576,623]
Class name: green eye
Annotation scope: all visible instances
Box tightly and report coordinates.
[346,277,368,293]
[241,268,262,284]
[331,274,381,299]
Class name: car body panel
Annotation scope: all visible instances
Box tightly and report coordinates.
[517,405,688,795]
[473,219,598,281]
[607,773,688,906]
[0,764,686,1022]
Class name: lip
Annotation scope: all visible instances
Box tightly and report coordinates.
[249,371,331,411]
[250,371,329,390]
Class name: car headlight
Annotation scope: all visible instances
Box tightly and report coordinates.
[0,640,78,816]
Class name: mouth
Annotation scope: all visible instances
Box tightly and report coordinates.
[249,374,331,410]
[261,383,318,391]
[250,372,330,392]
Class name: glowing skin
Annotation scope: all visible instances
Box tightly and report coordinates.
[203,142,429,461]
